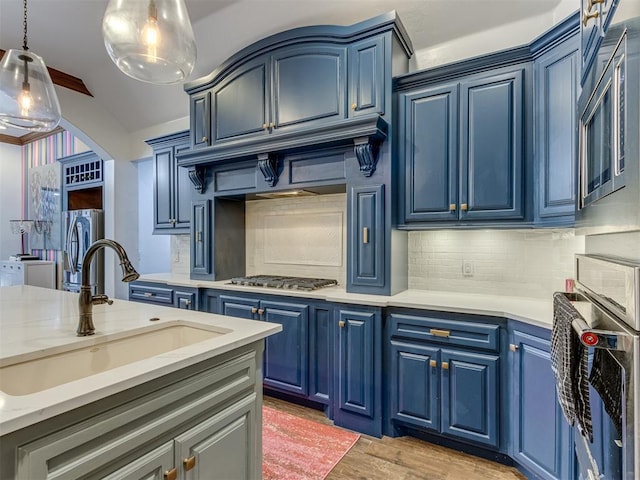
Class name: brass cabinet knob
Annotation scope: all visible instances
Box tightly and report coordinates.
[258,308,265,315]
[269,122,275,129]
[183,456,196,471]
[184,299,191,306]
[582,10,599,26]
[587,0,604,11]
[429,359,437,368]
[509,344,519,352]
[251,307,258,314]
[449,203,457,211]
[460,203,468,211]
[164,468,177,480]
[262,123,268,129]
[201,136,208,142]
[351,103,357,110]
[338,320,346,328]
[441,361,449,370]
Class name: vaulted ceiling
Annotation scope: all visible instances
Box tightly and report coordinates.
[0,0,567,145]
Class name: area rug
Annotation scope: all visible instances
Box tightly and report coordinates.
[262,406,360,480]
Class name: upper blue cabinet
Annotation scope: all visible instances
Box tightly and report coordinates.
[182,12,412,166]
[580,0,620,85]
[397,62,530,227]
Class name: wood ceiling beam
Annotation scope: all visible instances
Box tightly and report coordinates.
[0,48,92,97]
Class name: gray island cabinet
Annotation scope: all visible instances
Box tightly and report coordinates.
[0,286,280,480]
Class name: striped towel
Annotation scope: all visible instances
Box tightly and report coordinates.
[550,292,593,442]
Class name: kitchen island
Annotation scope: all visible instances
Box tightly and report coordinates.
[0,285,281,479]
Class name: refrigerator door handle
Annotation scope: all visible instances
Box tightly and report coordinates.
[65,213,79,275]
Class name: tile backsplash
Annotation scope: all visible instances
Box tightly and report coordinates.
[408,229,585,298]
[171,234,191,275]
[246,193,347,284]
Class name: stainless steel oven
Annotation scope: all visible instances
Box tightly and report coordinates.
[557,255,639,480]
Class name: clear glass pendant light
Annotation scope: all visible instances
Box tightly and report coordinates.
[0,0,62,132]
[102,0,197,84]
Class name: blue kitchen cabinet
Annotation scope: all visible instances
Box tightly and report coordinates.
[509,324,573,480]
[309,303,334,406]
[388,311,501,448]
[219,294,260,319]
[347,184,385,292]
[400,83,459,222]
[398,65,526,225]
[260,299,309,396]
[580,0,620,85]
[460,67,524,221]
[190,199,211,276]
[190,90,211,149]
[348,36,385,117]
[146,132,191,234]
[128,281,198,310]
[334,306,383,437]
[200,289,219,314]
[534,28,580,225]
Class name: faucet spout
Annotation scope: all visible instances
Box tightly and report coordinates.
[77,239,140,336]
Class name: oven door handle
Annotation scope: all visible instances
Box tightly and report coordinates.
[572,317,632,351]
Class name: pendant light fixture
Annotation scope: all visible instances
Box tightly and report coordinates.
[102,0,197,85]
[0,0,62,132]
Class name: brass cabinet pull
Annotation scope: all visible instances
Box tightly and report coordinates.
[269,122,275,128]
[442,361,449,370]
[429,359,437,368]
[183,456,196,471]
[164,468,177,480]
[338,320,346,328]
[351,103,357,110]
[583,10,599,26]
[258,308,265,315]
[460,203,468,211]
[251,307,258,314]
[195,231,201,243]
[430,328,450,338]
[143,292,153,297]
[363,227,369,244]
[587,0,605,11]
[262,123,268,129]
[509,344,519,352]
[449,203,457,211]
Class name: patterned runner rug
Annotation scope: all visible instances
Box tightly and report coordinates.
[262,406,360,480]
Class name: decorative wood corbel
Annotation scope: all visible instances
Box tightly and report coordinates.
[353,136,380,177]
[257,153,280,187]
[188,166,206,193]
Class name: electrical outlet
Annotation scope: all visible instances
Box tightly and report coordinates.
[462,260,474,277]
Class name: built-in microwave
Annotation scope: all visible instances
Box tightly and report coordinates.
[576,16,639,235]
[579,29,626,208]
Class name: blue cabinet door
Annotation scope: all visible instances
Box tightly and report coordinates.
[510,329,573,480]
[219,294,260,319]
[400,83,459,222]
[441,349,499,448]
[460,68,524,220]
[153,147,174,231]
[175,289,198,310]
[389,341,440,432]
[580,0,620,85]
[261,300,309,396]
[535,33,579,223]
[212,57,270,143]
[174,144,192,230]
[190,90,211,149]
[309,304,333,405]
[348,184,385,291]
[348,36,384,117]
[271,45,346,130]
[191,200,210,275]
[335,307,382,437]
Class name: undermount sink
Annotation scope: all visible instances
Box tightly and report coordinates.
[0,323,230,396]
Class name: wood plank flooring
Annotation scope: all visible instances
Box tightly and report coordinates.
[264,395,526,480]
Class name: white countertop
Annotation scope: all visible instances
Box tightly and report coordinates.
[0,286,281,435]
[138,273,554,329]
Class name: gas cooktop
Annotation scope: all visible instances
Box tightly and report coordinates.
[228,275,338,291]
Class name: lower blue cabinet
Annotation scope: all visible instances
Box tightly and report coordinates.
[509,325,573,480]
[334,306,382,437]
[389,340,499,448]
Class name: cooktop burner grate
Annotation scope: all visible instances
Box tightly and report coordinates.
[228,275,338,291]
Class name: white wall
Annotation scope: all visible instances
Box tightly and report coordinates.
[0,143,23,259]
[408,230,585,299]
[136,159,170,274]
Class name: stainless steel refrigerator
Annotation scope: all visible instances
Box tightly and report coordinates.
[62,209,104,293]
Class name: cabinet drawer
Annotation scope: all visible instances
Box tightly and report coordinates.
[129,284,174,305]
[388,313,500,352]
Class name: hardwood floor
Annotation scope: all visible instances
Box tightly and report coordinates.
[263,395,526,480]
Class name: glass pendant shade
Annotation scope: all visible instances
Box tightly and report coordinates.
[102,0,197,84]
[0,49,62,132]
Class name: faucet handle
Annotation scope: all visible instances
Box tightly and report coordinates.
[92,294,113,306]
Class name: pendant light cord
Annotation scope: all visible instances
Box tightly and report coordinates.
[22,0,28,51]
